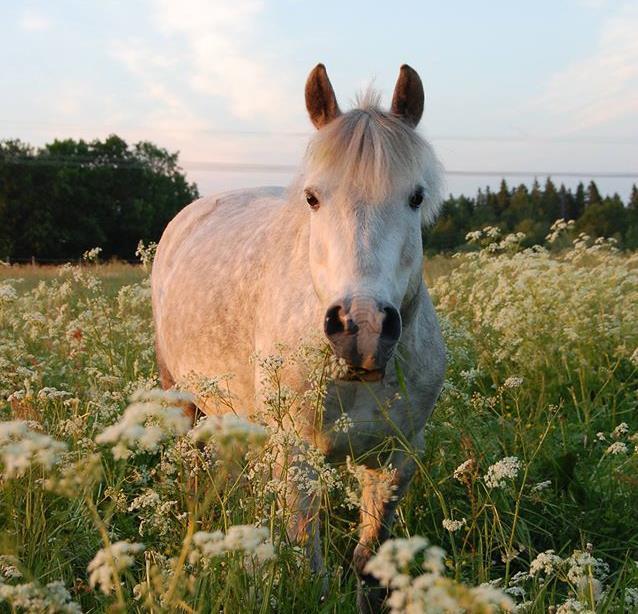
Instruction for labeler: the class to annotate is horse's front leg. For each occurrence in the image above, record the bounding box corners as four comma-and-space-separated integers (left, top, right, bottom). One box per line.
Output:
275, 449, 325, 578
353, 453, 416, 614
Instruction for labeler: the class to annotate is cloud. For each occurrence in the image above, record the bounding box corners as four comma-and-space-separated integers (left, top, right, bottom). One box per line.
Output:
535, 3, 638, 132
110, 0, 294, 128
19, 9, 51, 32
150, 0, 292, 123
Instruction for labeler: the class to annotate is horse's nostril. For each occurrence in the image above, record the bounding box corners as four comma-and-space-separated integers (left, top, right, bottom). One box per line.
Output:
381, 306, 401, 342
324, 304, 345, 337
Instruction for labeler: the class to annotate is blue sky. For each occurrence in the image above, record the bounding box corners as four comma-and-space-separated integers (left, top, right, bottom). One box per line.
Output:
2, 0, 637, 199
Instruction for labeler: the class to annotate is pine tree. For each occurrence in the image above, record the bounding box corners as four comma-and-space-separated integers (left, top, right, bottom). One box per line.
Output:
585, 180, 602, 208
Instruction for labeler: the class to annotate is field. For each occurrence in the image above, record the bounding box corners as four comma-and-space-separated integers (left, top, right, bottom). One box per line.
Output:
1, 229, 637, 613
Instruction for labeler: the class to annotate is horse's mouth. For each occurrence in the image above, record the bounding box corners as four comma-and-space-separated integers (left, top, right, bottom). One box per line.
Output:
342, 367, 385, 383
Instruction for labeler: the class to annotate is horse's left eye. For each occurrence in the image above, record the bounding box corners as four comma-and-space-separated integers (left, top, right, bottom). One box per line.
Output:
305, 190, 319, 209
409, 189, 424, 209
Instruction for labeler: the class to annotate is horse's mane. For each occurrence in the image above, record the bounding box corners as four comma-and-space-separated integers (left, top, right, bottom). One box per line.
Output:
299, 87, 444, 224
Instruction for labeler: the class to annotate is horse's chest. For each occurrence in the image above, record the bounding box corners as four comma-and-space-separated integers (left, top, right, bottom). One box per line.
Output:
318, 379, 429, 464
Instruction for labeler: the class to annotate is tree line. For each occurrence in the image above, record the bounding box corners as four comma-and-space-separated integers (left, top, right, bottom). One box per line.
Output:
1, 135, 637, 261
423, 178, 638, 253
0, 136, 198, 261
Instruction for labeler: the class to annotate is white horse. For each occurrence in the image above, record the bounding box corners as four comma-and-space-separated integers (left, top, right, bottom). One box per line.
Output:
152, 64, 446, 611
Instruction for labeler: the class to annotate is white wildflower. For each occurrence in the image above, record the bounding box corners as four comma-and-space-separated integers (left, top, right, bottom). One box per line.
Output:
190, 413, 268, 455
0, 555, 22, 579
364, 536, 429, 588
465, 229, 484, 243
87, 541, 145, 594
128, 489, 178, 536
95, 389, 193, 459
0, 284, 18, 302
503, 376, 523, 389
82, 246, 102, 263
611, 422, 629, 439
332, 413, 354, 433
442, 517, 467, 533
565, 549, 609, 584
605, 441, 628, 455
135, 240, 158, 269
365, 536, 513, 613
484, 456, 521, 489
529, 550, 562, 576
0, 580, 82, 613
530, 480, 551, 493
625, 587, 638, 608
453, 458, 474, 481
189, 525, 274, 566
555, 597, 594, 613
0, 420, 67, 478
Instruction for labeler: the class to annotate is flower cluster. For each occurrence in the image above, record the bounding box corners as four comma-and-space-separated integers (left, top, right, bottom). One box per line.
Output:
0, 579, 81, 613
0, 420, 67, 478
483, 456, 521, 489
87, 541, 145, 595
364, 536, 513, 613
96, 389, 194, 459
189, 525, 275, 566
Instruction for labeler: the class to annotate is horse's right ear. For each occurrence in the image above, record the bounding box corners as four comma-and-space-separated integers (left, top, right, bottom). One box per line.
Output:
305, 64, 341, 129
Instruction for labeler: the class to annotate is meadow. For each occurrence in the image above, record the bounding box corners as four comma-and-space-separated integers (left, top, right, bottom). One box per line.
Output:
1, 226, 637, 613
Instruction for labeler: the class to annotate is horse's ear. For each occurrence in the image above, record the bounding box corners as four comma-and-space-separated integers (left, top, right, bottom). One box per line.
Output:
305, 64, 341, 129
390, 64, 424, 128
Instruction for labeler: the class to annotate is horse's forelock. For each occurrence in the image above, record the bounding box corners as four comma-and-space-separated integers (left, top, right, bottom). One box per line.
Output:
300, 91, 444, 224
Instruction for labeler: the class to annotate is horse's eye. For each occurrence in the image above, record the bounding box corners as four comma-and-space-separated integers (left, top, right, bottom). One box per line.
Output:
409, 189, 424, 209
305, 191, 319, 209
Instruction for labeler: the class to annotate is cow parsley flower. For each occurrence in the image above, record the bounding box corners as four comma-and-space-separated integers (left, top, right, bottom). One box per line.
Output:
87, 541, 145, 595
555, 597, 594, 613
529, 550, 562, 576
611, 422, 629, 439
625, 588, 638, 608
503, 376, 523, 389
605, 441, 628, 455
190, 413, 268, 456
364, 536, 513, 613
95, 389, 193, 459
189, 525, 274, 566
442, 518, 467, 533
0, 420, 67, 478
453, 458, 474, 481
332, 414, 354, 433
0, 580, 81, 613
484, 456, 521, 489
530, 480, 551, 493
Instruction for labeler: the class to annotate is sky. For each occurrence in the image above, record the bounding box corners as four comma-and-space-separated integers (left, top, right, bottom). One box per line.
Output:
1, 0, 637, 200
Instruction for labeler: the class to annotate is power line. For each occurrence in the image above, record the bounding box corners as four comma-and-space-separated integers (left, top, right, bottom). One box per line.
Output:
3, 155, 637, 179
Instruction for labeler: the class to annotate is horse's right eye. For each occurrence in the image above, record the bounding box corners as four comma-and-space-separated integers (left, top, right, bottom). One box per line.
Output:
305, 191, 319, 209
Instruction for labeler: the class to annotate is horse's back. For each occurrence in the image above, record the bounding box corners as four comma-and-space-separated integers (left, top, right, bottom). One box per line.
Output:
151, 186, 289, 407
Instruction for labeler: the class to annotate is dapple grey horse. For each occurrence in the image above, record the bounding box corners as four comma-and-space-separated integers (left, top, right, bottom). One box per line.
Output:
152, 63, 446, 612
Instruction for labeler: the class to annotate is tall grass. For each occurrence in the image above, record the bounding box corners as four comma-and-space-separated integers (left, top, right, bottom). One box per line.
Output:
0, 229, 637, 613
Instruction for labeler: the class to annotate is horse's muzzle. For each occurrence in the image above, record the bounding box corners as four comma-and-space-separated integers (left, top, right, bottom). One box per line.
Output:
324, 297, 401, 380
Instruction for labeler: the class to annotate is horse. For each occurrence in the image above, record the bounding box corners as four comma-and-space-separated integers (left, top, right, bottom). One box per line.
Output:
151, 63, 446, 612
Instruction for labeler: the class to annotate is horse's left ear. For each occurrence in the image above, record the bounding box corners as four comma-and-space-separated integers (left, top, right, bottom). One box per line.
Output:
305, 64, 341, 129
391, 64, 424, 128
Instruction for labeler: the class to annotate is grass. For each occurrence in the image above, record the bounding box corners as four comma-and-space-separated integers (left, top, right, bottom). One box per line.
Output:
0, 231, 637, 613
